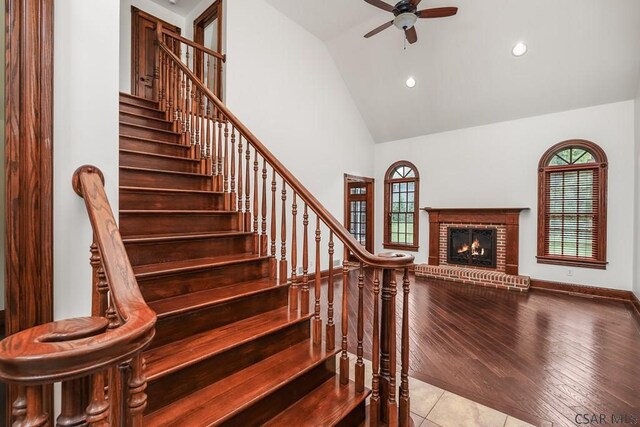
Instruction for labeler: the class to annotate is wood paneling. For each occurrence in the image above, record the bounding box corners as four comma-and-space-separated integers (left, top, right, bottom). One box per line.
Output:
5, 0, 54, 422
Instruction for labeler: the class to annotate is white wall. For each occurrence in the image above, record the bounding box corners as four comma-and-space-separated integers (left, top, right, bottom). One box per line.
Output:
375, 101, 635, 291
119, 0, 186, 93
223, 0, 376, 266
54, 0, 120, 320
634, 81, 640, 298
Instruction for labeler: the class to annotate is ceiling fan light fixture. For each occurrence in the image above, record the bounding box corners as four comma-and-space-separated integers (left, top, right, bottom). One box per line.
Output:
394, 12, 418, 30
406, 77, 416, 88
512, 42, 528, 57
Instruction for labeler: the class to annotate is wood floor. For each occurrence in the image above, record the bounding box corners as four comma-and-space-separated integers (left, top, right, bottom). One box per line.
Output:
334, 270, 640, 427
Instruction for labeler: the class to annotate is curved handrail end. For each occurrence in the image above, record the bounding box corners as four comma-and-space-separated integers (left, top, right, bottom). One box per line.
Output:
72, 165, 105, 197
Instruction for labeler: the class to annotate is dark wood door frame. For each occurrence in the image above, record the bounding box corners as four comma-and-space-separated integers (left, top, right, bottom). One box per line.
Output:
131, 6, 181, 99
193, 0, 223, 97
344, 174, 375, 258
5, 0, 55, 422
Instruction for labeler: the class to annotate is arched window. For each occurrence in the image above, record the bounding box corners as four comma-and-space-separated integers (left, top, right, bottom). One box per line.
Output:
537, 140, 608, 269
384, 161, 420, 251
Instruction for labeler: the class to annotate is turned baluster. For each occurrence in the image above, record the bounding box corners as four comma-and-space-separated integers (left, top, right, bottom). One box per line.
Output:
260, 159, 268, 255
244, 144, 252, 231
16, 385, 48, 427
300, 204, 310, 314
237, 135, 244, 228
290, 193, 298, 311
313, 217, 322, 345
224, 120, 230, 199
270, 169, 277, 279
380, 269, 398, 425
370, 269, 382, 426
90, 240, 107, 317
86, 371, 109, 427
229, 129, 236, 209
180, 72, 187, 144
326, 232, 335, 351
279, 179, 288, 284
126, 355, 147, 427
399, 268, 411, 426
186, 79, 193, 147
340, 248, 350, 385
217, 118, 224, 189
356, 263, 365, 393
57, 378, 89, 427
103, 268, 121, 330
253, 151, 259, 253
12, 386, 27, 425
203, 99, 210, 172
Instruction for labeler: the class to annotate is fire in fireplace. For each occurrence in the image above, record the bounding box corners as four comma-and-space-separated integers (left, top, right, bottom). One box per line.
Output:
447, 227, 497, 268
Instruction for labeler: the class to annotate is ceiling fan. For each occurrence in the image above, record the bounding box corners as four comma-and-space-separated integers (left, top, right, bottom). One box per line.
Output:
363, 0, 458, 44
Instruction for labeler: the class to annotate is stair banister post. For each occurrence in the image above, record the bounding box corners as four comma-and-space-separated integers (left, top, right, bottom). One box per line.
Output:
154, 22, 163, 102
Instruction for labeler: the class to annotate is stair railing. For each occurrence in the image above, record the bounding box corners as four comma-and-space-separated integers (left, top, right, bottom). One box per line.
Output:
157, 26, 415, 427
0, 165, 156, 426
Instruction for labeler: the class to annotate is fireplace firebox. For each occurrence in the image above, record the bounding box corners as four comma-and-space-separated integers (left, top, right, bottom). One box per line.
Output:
447, 227, 497, 268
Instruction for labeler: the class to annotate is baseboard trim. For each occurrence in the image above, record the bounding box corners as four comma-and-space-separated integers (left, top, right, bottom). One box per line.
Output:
631, 293, 640, 319
530, 278, 633, 302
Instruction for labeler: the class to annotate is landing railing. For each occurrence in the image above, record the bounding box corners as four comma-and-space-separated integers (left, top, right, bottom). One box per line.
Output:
0, 166, 156, 426
157, 25, 415, 426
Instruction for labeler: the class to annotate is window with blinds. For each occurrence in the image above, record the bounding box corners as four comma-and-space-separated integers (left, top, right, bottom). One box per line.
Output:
384, 161, 420, 251
537, 141, 607, 269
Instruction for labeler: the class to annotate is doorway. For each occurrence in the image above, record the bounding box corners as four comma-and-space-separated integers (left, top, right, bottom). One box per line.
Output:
344, 174, 374, 260
193, 0, 223, 99
131, 7, 181, 100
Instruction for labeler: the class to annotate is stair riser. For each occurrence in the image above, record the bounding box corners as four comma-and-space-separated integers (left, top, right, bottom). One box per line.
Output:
120, 168, 213, 191
224, 358, 337, 427
137, 258, 270, 301
120, 103, 166, 119
125, 234, 254, 266
120, 151, 201, 174
119, 94, 158, 109
120, 123, 180, 144
335, 400, 367, 427
120, 190, 224, 211
120, 112, 174, 131
120, 137, 190, 157
120, 212, 237, 236
150, 286, 289, 349
145, 317, 308, 414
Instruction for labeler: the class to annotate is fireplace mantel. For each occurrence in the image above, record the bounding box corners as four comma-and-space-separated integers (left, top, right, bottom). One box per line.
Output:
421, 207, 529, 275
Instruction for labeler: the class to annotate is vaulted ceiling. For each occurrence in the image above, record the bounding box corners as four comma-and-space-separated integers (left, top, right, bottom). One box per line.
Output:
265, 0, 640, 142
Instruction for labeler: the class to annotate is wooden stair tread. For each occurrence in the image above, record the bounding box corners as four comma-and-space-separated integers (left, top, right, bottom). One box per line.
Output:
120, 148, 200, 163
144, 306, 306, 380
144, 340, 335, 426
123, 231, 251, 243
120, 110, 172, 125
119, 134, 190, 149
121, 209, 233, 215
133, 253, 270, 277
120, 165, 211, 178
120, 186, 222, 195
263, 378, 369, 427
119, 101, 164, 114
148, 278, 282, 318
120, 122, 181, 136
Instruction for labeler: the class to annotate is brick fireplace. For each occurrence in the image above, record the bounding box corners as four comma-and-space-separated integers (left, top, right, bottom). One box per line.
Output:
415, 208, 530, 291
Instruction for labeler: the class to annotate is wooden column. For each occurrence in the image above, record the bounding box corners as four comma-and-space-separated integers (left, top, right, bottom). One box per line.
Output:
6, 0, 55, 423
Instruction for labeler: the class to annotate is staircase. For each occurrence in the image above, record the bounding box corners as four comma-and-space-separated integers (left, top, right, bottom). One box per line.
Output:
118, 92, 369, 426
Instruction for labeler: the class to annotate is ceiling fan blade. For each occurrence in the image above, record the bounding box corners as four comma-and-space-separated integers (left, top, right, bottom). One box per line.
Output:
410, 0, 423, 6
364, 0, 394, 13
417, 7, 459, 18
364, 20, 394, 38
405, 26, 418, 44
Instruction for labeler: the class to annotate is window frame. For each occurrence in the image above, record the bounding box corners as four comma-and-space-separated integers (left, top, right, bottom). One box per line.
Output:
383, 160, 420, 251
537, 139, 608, 269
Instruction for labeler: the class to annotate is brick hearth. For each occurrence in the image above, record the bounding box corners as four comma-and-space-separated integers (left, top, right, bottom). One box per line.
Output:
416, 208, 530, 291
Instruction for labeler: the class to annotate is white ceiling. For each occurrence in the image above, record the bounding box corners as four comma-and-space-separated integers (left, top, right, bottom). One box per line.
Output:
264, 0, 640, 142
148, 0, 202, 16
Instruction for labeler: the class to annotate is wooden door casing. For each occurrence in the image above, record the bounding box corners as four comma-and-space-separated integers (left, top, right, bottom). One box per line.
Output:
344, 175, 375, 260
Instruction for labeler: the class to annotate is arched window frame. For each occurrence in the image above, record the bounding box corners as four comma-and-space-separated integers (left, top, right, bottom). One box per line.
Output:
537, 139, 608, 269
384, 160, 420, 251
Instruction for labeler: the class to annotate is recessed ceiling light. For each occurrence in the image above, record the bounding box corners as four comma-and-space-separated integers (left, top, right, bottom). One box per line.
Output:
512, 42, 528, 57
406, 77, 416, 88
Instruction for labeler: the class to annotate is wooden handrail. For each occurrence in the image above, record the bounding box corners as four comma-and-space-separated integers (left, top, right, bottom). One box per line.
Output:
0, 166, 156, 384
158, 41, 414, 269
162, 28, 226, 62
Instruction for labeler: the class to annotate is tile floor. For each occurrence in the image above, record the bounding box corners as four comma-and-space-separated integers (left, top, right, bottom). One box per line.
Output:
348, 354, 535, 427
